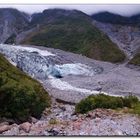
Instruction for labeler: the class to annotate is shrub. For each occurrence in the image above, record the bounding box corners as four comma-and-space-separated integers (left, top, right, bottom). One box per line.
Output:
75, 97, 95, 114
49, 118, 58, 125
0, 54, 51, 122
122, 95, 139, 108
75, 94, 139, 114
132, 103, 140, 115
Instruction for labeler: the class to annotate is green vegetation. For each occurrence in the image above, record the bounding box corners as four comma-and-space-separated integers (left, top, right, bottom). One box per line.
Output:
0, 54, 51, 122
75, 94, 140, 114
132, 103, 140, 115
49, 118, 58, 125
129, 53, 140, 66
22, 11, 125, 63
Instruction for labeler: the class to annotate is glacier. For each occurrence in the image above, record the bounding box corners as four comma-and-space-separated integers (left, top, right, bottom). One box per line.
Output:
0, 44, 99, 79
0, 44, 107, 102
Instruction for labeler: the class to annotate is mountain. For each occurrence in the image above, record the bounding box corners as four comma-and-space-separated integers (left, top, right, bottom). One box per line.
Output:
30, 9, 90, 25
0, 53, 51, 122
92, 12, 130, 25
0, 8, 29, 43
16, 9, 125, 63
91, 12, 140, 26
92, 12, 140, 61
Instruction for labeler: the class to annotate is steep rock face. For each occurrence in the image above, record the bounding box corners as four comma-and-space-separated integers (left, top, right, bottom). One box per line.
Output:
92, 12, 140, 59
0, 8, 29, 43
92, 20, 140, 58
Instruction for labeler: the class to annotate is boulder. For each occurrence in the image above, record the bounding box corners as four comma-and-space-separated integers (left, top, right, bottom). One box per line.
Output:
19, 122, 31, 133
114, 129, 123, 135
87, 112, 96, 119
47, 128, 59, 136
29, 117, 38, 124
0, 125, 11, 133
94, 117, 101, 123
0, 122, 9, 126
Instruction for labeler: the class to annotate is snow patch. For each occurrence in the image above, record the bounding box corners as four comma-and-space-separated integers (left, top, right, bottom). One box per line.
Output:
0, 44, 55, 57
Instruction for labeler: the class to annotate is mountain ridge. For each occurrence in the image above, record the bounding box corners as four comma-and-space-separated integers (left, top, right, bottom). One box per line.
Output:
91, 11, 140, 26
0, 8, 29, 43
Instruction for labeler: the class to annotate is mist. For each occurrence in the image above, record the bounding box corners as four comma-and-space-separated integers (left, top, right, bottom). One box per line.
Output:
0, 4, 140, 16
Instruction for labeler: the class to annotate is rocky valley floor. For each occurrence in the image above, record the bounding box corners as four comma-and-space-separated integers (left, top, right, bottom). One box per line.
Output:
0, 99, 140, 136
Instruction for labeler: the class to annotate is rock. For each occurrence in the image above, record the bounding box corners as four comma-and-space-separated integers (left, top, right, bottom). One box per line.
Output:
29, 117, 38, 124
59, 130, 67, 136
94, 117, 101, 123
87, 112, 96, 119
114, 129, 123, 135
0, 122, 9, 126
0, 118, 15, 124
11, 123, 18, 127
0, 125, 11, 133
59, 106, 66, 111
43, 108, 51, 116
71, 115, 78, 121
94, 112, 102, 118
42, 130, 49, 136
47, 128, 59, 136
3, 126, 20, 136
19, 122, 31, 133
72, 121, 81, 130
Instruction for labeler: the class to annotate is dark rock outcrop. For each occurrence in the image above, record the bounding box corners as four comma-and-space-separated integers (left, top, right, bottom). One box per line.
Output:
0, 8, 29, 43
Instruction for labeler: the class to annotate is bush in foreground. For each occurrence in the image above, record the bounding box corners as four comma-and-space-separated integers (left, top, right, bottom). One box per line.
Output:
0, 54, 51, 122
75, 94, 140, 114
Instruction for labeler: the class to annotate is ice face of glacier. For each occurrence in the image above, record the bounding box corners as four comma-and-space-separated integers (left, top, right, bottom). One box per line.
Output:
0, 44, 103, 80
53, 63, 96, 77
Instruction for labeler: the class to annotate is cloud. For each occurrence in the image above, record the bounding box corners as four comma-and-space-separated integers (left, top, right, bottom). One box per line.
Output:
0, 4, 140, 16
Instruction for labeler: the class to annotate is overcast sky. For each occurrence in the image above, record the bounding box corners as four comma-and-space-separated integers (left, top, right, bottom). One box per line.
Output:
0, 4, 140, 16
